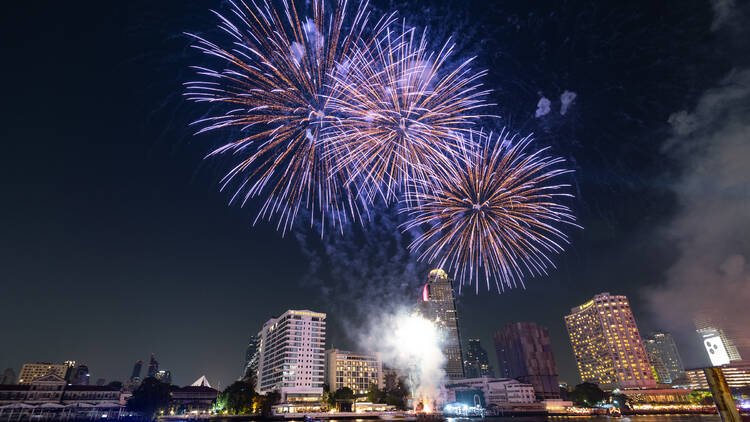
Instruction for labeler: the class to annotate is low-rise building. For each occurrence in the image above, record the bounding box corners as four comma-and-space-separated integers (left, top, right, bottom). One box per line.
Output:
169, 386, 219, 413
17, 363, 70, 385
619, 388, 693, 404
325, 349, 382, 395
684, 360, 750, 389
0, 374, 120, 405
444, 377, 536, 408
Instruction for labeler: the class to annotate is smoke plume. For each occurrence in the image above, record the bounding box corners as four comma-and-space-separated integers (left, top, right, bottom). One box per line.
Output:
646, 68, 750, 362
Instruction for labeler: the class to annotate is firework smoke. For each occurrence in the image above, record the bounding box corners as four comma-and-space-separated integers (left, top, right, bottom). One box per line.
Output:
646, 68, 750, 362
358, 308, 446, 411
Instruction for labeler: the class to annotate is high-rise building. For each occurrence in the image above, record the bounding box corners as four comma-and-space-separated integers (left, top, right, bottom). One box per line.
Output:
417, 269, 464, 379
494, 322, 560, 400
17, 363, 69, 385
464, 339, 493, 378
694, 312, 744, 362
256, 309, 326, 402
644, 332, 685, 384
564, 293, 656, 390
243, 335, 261, 379
325, 349, 382, 395
147, 354, 159, 378
1, 368, 16, 385
130, 360, 143, 381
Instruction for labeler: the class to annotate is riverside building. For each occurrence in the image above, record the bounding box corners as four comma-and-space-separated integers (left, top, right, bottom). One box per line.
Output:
256, 309, 326, 404
564, 293, 656, 390
325, 349, 382, 395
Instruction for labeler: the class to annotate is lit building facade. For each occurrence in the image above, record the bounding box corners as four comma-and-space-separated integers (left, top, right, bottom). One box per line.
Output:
325, 349, 382, 395
644, 332, 685, 384
444, 377, 536, 407
256, 309, 326, 403
417, 269, 464, 379
494, 322, 560, 400
685, 360, 750, 389
564, 293, 656, 390
17, 363, 69, 385
464, 339, 493, 378
694, 311, 747, 362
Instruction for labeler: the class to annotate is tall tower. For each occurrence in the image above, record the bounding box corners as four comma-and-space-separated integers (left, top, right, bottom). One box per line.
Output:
418, 269, 464, 379
694, 311, 744, 362
564, 292, 656, 390
644, 333, 685, 384
147, 353, 159, 378
494, 322, 561, 400
130, 360, 143, 381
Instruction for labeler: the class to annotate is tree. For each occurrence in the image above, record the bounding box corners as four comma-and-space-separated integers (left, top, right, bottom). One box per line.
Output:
215, 381, 255, 414
322, 384, 335, 409
334, 387, 355, 411
259, 390, 281, 417
126, 377, 171, 419
608, 392, 632, 409
366, 383, 386, 404
384, 378, 408, 410
569, 382, 606, 407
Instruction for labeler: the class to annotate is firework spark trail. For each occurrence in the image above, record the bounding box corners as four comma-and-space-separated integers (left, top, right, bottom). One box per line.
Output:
325, 22, 492, 206
185, 0, 395, 235
402, 129, 578, 293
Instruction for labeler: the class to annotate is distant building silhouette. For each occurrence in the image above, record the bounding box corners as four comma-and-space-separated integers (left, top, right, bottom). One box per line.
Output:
1, 368, 15, 385
417, 269, 464, 379
464, 339, 493, 378
147, 354, 159, 378
494, 322, 561, 400
130, 360, 143, 381
243, 335, 260, 379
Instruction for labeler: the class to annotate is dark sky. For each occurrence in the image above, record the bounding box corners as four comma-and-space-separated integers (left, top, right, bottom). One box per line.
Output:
2, 0, 748, 388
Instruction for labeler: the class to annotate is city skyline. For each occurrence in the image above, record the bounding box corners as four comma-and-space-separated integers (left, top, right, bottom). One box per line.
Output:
1, 0, 749, 390
2, 285, 712, 390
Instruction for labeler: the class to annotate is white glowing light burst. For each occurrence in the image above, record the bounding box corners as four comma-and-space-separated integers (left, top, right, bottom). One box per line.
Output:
360, 310, 445, 411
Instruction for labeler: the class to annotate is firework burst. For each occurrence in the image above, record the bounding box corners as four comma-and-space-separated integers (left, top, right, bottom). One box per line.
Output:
326, 24, 492, 206
185, 0, 394, 234
402, 129, 578, 293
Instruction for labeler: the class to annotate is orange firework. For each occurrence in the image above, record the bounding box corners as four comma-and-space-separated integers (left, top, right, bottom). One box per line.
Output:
326, 23, 492, 206
403, 129, 578, 293
186, 0, 394, 234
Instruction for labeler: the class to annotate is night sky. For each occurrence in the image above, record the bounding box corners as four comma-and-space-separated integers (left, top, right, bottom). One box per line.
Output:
2, 0, 749, 388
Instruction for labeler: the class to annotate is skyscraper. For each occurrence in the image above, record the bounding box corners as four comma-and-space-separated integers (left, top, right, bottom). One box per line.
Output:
464, 339, 494, 378
256, 309, 326, 402
69, 364, 90, 385
694, 312, 744, 362
644, 332, 685, 384
243, 335, 260, 379
564, 293, 656, 390
417, 269, 464, 379
147, 353, 159, 378
494, 322, 561, 400
130, 360, 143, 381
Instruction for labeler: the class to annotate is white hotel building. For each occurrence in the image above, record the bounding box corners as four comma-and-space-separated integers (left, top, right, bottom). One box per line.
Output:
256, 310, 326, 403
